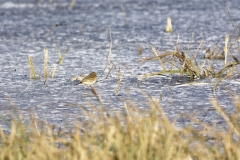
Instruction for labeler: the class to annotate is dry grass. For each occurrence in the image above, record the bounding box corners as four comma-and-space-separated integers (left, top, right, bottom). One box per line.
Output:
138, 46, 202, 80
166, 18, 173, 33
224, 35, 229, 66
28, 56, 37, 80
28, 47, 69, 81
18, 2, 240, 159
138, 44, 142, 55
50, 66, 57, 78
139, 5, 240, 82
115, 67, 124, 95
45, 23, 65, 37
43, 48, 48, 79
101, 28, 113, 77
120, 2, 127, 26
138, 32, 240, 81
68, 0, 76, 10
56, 45, 69, 64
0, 93, 240, 160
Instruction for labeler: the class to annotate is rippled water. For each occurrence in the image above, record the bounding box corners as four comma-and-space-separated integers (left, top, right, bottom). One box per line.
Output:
0, 0, 240, 131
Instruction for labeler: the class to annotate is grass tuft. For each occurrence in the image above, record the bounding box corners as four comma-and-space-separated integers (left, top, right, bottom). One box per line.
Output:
1, 95, 240, 159
138, 33, 240, 81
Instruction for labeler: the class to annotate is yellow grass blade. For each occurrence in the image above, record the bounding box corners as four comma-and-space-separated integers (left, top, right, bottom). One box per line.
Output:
211, 98, 240, 137
120, 2, 127, 26
44, 48, 48, 79
115, 67, 124, 95
224, 35, 229, 66
57, 47, 69, 64
50, 66, 57, 78
101, 28, 113, 77
28, 55, 36, 79
124, 103, 133, 123
166, 18, 173, 33
139, 70, 187, 80
138, 44, 142, 55
68, 0, 76, 10
151, 46, 166, 71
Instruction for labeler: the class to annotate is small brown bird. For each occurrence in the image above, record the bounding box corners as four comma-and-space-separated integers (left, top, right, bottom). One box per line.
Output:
76, 72, 97, 89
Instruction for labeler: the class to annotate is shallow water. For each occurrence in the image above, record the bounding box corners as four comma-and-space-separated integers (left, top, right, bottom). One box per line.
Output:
0, 0, 240, 131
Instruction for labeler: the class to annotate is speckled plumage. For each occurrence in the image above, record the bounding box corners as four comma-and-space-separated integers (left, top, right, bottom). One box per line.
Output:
77, 72, 97, 86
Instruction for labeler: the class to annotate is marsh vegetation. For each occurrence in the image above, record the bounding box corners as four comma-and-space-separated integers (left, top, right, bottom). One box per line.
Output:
1, 0, 240, 159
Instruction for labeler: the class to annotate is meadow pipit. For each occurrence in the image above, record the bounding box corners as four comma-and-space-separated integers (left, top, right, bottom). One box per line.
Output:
76, 72, 97, 89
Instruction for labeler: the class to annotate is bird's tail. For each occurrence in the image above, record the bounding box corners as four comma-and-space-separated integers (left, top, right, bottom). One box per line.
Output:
75, 82, 82, 85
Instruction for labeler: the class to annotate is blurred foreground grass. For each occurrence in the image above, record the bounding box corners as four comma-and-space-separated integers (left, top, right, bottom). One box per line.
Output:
0, 91, 240, 160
